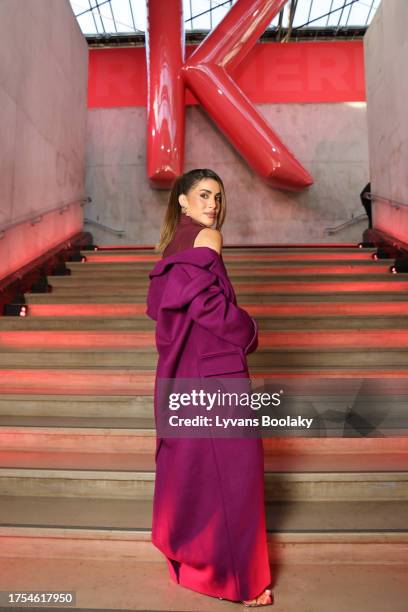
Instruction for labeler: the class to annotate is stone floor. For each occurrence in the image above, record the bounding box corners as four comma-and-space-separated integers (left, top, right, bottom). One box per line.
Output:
0, 557, 407, 611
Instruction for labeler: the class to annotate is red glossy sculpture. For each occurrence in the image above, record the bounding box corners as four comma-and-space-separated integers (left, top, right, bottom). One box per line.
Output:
145, 0, 313, 191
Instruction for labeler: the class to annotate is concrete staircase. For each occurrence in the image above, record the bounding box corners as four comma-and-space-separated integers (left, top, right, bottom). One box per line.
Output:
0, 245, 407, 611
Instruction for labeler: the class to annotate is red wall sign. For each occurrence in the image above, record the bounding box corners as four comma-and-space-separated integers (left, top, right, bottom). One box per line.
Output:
88, 41, 365, 108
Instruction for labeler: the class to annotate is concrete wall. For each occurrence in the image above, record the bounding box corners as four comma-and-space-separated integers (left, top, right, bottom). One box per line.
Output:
0, 0, 88, 281
85, 102, 369, 246
364, 0, 408, 243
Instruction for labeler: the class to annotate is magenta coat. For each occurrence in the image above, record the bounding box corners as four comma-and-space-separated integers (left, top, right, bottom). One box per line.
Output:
146, 246, 271, 601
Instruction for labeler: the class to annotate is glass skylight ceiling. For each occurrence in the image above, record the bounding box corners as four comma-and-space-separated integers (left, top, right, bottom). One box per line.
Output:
70, 0, 381, 37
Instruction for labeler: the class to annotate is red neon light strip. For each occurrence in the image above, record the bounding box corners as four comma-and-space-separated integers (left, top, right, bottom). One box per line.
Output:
246, 302, 408, 316
235, 280, 408, 292
81, 252, 375, 263
28, 301, 408, 318
2, 329, 408, 349
0, 369, 407, 398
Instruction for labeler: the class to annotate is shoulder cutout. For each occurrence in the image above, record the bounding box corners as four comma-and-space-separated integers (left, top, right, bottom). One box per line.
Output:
193, 228, 223, 255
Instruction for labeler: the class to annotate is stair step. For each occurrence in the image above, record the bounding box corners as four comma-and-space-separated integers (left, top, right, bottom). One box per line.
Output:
45, 276, 408, 293
65, 261, 388, 277
2, 347, 408, 367
0, 557, 406, 612
24, 292, 408, 304
0, 396, 407, 433
249, 349, 408, 368
51, 264, 396, 280
27, 280, 408, 298
16, 300, 408, 318
1, 526, 407, 568
0, 368, 153, 394
2, 369, 408, 395
0, 316, 155, 330
67, 252, 378, 270
245, 300, 408, 311
66, 257, 385, 275
0, 389, 407, 431
0, 445, 407, 472
0, 409, 405, 436
259, 317, 408, 329
4, 315, 408, 330
0, 415, 153, 427
87, 243, 365, 249
64, 259, 394, 269
0, 394, 153, 417
0, 404, 404, 453
0, 417, 406, 447
81, 246, 376, 254
46, 273, 403, 288
0, 467, 406, 500
61, 261, 393, 277
0, 496, 406, 533
77, 249, 377, 263
3, 329, 408, 350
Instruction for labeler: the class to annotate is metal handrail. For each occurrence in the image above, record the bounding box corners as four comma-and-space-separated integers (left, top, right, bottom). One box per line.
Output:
325, 213, 368, 235
368, 193, 408, 210
0, 197, 91, 240
84, 217, 125, 237
325, 192, 408, 235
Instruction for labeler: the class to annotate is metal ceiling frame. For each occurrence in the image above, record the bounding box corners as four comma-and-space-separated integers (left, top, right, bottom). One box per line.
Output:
73, 0, 379, 42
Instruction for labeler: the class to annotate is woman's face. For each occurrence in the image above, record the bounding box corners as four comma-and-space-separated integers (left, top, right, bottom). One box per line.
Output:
179, 178, 222, 227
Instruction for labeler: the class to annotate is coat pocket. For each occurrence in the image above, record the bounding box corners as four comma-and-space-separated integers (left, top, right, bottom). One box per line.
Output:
198, 348, 246, 377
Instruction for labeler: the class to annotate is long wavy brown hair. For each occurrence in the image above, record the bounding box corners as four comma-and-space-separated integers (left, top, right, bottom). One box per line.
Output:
155, 169, 227, 254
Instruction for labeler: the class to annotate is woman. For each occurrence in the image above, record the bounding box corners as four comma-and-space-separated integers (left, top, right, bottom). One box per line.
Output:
146, 169, 273, 607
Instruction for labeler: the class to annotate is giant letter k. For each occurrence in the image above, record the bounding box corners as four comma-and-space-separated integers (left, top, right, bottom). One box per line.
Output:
146, 0, 313, 191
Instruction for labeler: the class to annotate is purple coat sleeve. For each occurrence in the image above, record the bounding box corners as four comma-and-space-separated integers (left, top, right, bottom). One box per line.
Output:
167, 263, 259, 355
